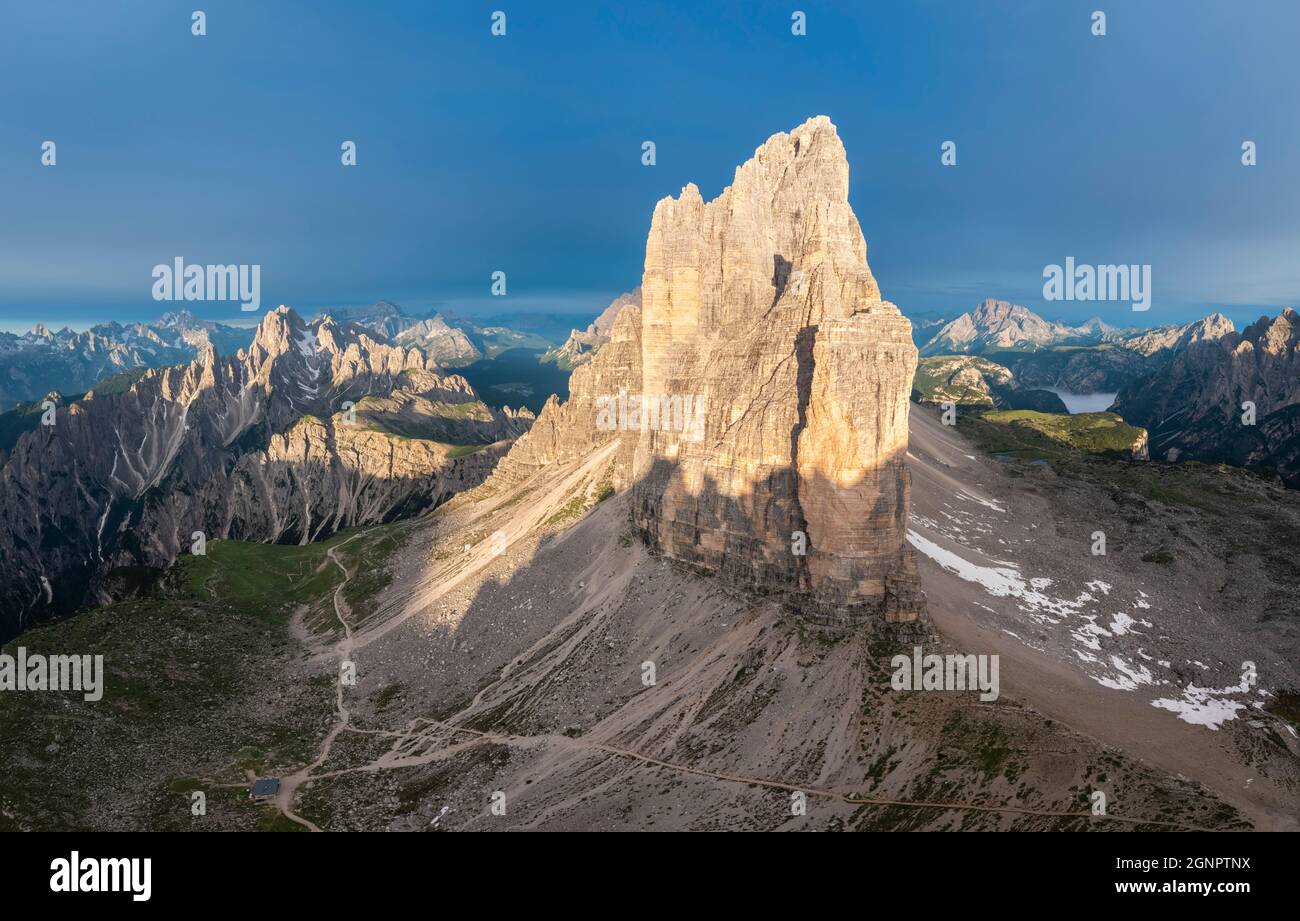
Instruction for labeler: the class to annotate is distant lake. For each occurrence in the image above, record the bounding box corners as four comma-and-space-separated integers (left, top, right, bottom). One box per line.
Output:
456, 348, 570, 415
1044, 388, 1117, 414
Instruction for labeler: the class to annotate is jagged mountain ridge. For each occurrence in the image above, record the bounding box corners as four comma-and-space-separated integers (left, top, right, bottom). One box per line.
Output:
919, 298, 1232, 358
325, 301, 483, 366
919, 299, 1121, 355
1111, 308, 1300, 483
0, 311, 255, 409
0, 307, 532, 640
918, 301, 1238, 393
998, 312, 1236, 394
1116, 311, 1236, 356
329, 300, 595, 365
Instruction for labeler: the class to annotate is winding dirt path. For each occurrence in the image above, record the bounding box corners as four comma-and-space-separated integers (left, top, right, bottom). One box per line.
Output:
299, 714, 1221, 831
274, 531, 372, 831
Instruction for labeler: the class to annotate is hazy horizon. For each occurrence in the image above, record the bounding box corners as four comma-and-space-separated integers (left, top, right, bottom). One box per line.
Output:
5, 1, 1299, 332
0, 296, 1288, 339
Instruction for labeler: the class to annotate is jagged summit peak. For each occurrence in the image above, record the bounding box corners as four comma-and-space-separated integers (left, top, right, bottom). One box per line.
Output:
156, 309, 199, 327
972, 298, 1031, 317
751, 114, 841, 158
259, 304, 307, 328
645, 115, 882, 325
246, 305, 310, 358
1194, 312, 1234, 331
1241, 306, 1300, 344
659, 116, 850, 211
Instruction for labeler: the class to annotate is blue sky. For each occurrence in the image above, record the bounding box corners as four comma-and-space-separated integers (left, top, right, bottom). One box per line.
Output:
2, 0, 1298, 332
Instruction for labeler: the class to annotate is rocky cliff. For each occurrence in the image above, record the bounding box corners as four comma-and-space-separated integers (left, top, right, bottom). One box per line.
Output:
1118, 312, 1235, 357
391, 316, 482, 366
498, 116, 923, 626
0, 307, 529, 639
542, 288, 641, 370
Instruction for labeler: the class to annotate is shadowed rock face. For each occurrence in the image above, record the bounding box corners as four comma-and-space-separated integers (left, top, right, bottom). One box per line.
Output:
1112, 307, 1300, 483
791, 314, 920, 622
498, 116, 923, 625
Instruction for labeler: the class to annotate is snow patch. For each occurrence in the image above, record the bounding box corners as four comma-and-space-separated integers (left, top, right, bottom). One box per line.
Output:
956, 491, 1005, 513
1151, 679, 1251, 730
906, 530, 1082, 621
296, 331, 318, 358
1108, 611, 1137, 636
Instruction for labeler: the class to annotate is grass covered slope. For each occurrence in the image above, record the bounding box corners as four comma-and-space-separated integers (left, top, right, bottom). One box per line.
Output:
978, 410, 1148, 459
0, 523, 412, 831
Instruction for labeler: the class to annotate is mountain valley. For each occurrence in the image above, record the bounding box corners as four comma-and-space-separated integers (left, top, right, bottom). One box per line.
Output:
2, 116, 1298, 835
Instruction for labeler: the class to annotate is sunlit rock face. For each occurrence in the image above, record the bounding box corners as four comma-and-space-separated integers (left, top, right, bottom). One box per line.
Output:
498, 116, 923, 625
792, 312, 919, 623
630, 116, 920, 625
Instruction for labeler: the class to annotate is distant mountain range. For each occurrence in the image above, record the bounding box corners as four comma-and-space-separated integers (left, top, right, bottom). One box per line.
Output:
326, 301, 576, 363
326, 301, 484, 365
916, 298, 1237, 392
920, 298, 1132, 355
1113, 308, 1300, 484
0, 306, 532, 640
913, 297, 1300, 485
0, 302, 594, 413
0, 311, 254, 410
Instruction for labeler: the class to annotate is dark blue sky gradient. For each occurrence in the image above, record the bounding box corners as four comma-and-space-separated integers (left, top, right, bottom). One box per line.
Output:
2, 0, 1298, 331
